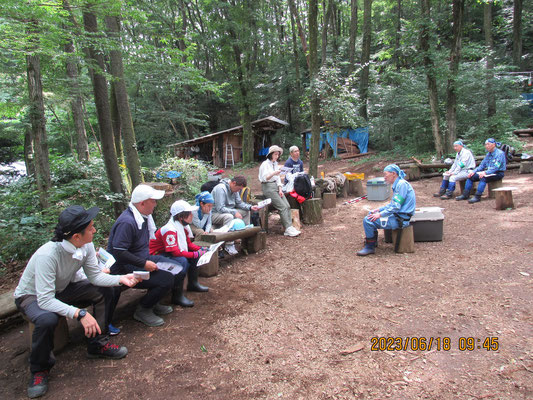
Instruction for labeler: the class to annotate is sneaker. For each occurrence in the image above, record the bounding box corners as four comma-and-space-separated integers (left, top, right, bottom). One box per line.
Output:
133, 305, 164, 327
153, 303, 173, 315
87, 342, 128, 359
108, 324, 120, 336
224, 243, 239, 255
284, 226, 301, 237
28, 371, 48, 399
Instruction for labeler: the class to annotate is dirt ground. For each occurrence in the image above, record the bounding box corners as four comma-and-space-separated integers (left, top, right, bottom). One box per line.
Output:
1, 145, 532, 399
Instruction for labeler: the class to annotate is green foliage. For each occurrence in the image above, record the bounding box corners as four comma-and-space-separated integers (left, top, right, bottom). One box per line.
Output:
153, 155, 210, 201
0, 156, 123, 263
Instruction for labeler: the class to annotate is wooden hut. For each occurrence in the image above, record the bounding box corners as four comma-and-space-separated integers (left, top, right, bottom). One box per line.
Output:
168, 116, 289, 167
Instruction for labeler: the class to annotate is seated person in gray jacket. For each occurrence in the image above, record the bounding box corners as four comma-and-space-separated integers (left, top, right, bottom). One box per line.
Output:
211, 176, 259, 255
14, 206, 140, 399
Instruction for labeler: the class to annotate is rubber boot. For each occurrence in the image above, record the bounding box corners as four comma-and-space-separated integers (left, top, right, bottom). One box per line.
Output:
455, 188, 470, 201
187, 267, 209, 292
433, 187, 446, 197
171, 275, 194, 307
357, 237, 377, 256
468, 193, 482, 203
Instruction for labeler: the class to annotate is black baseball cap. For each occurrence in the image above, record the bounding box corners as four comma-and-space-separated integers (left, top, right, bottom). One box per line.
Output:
58, 205, 99, 236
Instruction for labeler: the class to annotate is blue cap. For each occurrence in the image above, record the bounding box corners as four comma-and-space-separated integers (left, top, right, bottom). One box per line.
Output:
453, 140, 464, 146
485, 138, 496, 144
195, 191, 214, 205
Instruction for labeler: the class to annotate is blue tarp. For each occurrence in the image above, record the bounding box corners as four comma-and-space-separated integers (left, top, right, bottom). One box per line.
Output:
305, 127, 369, 157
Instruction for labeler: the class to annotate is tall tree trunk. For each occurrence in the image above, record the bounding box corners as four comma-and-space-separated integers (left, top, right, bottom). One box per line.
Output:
83, 10, 125, 215
445, 0, 464, 153
512, 0, 522, 69
105, 15, 143, 188
309, 0, 321, 178
359, 0, 372, 121
65, 38, 89, 162
24, 126, 35, 177
484, 1, 496, 136
110, 82, 125, 166
321, 0, 333, 66
25, 22, 51, 209
393, 0, 402, 70
347, 0, 358, 75
288, 0, 309, 70
289, 10, 301, 92
420, 0, 444, 157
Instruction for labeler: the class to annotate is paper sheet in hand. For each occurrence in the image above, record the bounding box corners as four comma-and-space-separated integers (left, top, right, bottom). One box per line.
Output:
197, 241, 224, 266
280, 166, 292, 174
256, 198, 272, 209
156, 262, 183, 275
97, 248, 116, 269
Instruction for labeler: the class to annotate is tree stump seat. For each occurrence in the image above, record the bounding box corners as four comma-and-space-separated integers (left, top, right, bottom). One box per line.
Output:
322, 192, 336, 209
23, 314, 70, 353
459, 179, 477, 194
391, 225, 415, 254
487, 179, 504, 198
492, 186, 517, 210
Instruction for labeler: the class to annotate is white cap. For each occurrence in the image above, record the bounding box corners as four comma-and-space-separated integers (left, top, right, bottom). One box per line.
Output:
170, 200, 199, 216
131, 184, 165, 203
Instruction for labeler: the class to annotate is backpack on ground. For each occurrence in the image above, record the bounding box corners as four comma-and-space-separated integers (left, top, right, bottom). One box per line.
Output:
293, 174, 313, 199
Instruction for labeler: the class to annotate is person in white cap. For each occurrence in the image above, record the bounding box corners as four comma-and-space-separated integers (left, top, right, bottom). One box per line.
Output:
107, 184, 183, 327
283, 145, 305, 183
259, 145, 301, 237
149, 200, 209, 307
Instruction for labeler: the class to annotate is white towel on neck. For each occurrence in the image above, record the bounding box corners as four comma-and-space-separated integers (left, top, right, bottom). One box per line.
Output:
129, 202, 157, 240
167, 217, 193, 252
61, 240, 87, 260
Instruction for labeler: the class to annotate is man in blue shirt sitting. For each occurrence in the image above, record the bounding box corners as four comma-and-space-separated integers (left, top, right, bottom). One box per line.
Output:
284, 146, 305, 177
456, 138, 507, 204
357, 164, 416, 256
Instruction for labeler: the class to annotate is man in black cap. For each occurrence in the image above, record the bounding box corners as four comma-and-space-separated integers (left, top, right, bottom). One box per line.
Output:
14, 205, 140, 399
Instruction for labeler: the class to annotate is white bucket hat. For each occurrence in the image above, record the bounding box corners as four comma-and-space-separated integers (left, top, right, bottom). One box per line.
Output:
170, 200, 199, 216
267, 145, 283, 157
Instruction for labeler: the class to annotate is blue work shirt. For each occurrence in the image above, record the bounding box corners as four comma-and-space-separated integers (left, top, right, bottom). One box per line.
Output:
474, 148, 507, 175
379, 177, 416, 220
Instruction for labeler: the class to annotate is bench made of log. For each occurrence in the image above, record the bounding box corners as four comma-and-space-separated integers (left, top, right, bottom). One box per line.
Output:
487, 179, 504, 198
384, 225, 415, 254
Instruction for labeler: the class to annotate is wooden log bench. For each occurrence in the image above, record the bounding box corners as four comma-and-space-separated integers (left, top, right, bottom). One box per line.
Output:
198, 226, 266, 255
23, 314, 70, 352
322, 192, 336, 209
492, 186, 517, 210
459, 179, 477, 194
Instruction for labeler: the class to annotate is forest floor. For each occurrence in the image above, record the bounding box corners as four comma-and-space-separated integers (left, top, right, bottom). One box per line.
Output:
1, 139, 533, 399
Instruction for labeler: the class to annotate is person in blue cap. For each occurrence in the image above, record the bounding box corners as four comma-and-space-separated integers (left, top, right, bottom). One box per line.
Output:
357, 165, 416, 256
191, 191, 215, 237
433, 140, 475, 199
456, 138, 506, 203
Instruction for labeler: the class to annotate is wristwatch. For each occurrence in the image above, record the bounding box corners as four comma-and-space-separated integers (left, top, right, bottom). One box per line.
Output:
77, 309, 87, 321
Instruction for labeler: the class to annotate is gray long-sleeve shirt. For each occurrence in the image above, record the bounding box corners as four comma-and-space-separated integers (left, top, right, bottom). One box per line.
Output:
449, 148, 476, 175
14, 241, 121, 319
211, 178, 252, 215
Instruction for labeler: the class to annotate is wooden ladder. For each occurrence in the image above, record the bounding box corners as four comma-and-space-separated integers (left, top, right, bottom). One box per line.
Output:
225, 143, 234, 168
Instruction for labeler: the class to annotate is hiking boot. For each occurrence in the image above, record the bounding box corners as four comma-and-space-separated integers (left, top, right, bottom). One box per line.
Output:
108, 324, 120, 336
440, 190, 454, 200
28, 371, 48, 399
284, 226, 301, 237
87, 342, 128, 359
468, 194, 482, 204
133, 305, 164, 327
172, 275, 194, 307
433, 187, 446, 197
153, 303, 173, 315
357, 237, 376, 256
